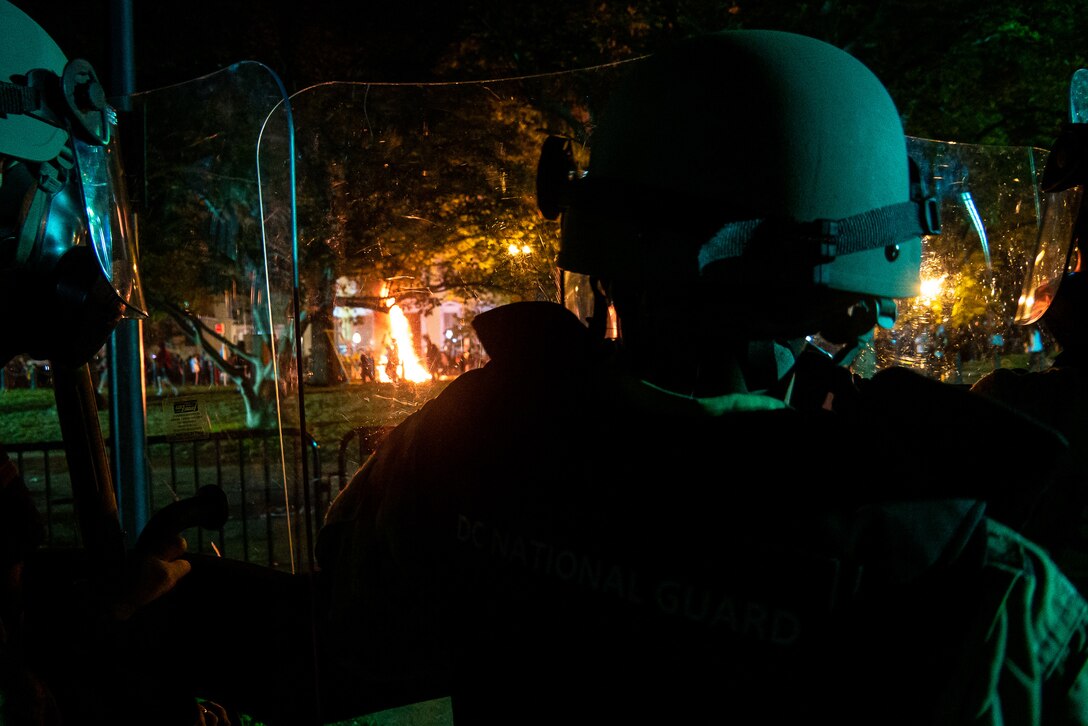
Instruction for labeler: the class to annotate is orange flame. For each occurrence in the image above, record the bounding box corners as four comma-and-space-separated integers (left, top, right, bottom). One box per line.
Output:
377, 294, 431, 383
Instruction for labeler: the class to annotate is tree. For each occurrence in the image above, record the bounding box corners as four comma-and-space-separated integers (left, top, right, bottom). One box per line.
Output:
154, 299, 299, 429
287, 72, 614, 381
126, 0, 1088, 415
131, 62, 298, 428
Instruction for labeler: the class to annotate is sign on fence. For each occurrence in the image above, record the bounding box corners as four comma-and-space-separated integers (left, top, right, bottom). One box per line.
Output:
162, 397, 212, 441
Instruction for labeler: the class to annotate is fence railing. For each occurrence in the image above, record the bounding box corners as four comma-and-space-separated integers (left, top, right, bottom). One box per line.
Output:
325, 425, 397, 502
10, 425, 394, 573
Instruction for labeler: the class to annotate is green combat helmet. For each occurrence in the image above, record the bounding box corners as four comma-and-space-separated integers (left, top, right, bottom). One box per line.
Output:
539, 30, 939, 359
0, 0, 145, 369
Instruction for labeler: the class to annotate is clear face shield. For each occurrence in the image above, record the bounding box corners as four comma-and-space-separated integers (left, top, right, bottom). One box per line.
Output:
561, 271, 619, 340
867, 136, 1080, 383
1012, 69, 1088, 326
1010, 189, 1080, 325
70, 131, 147, 318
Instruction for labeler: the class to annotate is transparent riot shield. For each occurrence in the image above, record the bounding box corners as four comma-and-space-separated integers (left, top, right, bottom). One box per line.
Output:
1015, 68, 1088, 329
98, 59, 1085, 724
284, 66, 1086, 573
867, 137, 1080, 384
2, 59, 633, 597
11, 55, 1078, 593
129, 63, 306, 572
285, 65, 630, 514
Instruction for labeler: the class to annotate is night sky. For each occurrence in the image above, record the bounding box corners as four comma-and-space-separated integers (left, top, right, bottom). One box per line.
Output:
13, 0, 474, 95
12, 0, 1086, 149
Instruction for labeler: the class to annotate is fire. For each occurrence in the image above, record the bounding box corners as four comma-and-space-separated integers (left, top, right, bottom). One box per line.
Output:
377, 295, 431, 383
918, 275, 945, 303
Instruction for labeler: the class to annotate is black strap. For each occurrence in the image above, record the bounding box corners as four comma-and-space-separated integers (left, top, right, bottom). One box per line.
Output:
0, 80, 40, 116
697, 200, 936, 272
14, 147, 74, 265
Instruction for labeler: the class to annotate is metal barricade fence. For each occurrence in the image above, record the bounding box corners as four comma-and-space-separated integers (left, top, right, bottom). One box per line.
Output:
11, 425, 397, 573
324, 425, 396, 506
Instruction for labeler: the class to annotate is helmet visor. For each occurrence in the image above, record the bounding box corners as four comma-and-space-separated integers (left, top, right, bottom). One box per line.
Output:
73, 132, 146, 318
562, 270, 619, 339
562, 271, 597, 328
1013, 186, 1082, 324
869, 138, 1079, 382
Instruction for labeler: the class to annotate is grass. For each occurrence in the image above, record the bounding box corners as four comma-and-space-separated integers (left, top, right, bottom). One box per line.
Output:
0, 379, 447, 469
224, 696, 453, 726
0, 352, 1036, 455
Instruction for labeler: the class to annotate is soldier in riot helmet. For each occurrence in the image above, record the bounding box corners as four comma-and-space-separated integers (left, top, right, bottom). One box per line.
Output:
0, 7, 350, 719
314, 30, 1088, 724
971, 101, 1088, 596
0, 2, 223, 723
8, 16, 1084, 725
0, 3, 146, 368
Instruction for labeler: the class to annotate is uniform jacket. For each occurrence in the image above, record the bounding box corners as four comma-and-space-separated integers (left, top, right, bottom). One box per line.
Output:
317, 301, 1088, 725
973, 359, 1088, 600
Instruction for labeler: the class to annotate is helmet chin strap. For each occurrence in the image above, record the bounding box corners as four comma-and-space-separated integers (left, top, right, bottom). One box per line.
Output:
12, 149, 74, 266
777, 296, 897, 408
820, 296, 897, 366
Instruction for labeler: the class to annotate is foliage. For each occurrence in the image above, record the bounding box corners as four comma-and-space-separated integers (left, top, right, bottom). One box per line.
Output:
395, 0, 1085, 148
125, 0, 1088, 411
292, 81, 567, 317
134, 80, 267, 323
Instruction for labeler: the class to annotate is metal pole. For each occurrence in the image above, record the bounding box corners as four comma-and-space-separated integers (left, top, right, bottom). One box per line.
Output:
107, 0, 151, 547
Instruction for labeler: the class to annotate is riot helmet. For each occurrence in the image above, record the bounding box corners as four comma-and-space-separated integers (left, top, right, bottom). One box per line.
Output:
0, 0, 145, 369
539, 30, 938, 349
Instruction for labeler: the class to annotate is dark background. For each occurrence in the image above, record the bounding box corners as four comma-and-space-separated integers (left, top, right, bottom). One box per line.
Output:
17, 0, 469, 88
14, 0, 1088, 148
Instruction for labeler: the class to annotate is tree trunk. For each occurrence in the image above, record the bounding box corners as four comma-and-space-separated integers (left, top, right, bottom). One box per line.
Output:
307, 266, 347, 386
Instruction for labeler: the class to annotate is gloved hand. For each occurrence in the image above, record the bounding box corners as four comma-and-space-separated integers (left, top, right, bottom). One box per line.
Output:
111, 534, 192, 621
195, 699, 232, 726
